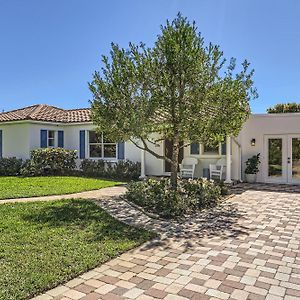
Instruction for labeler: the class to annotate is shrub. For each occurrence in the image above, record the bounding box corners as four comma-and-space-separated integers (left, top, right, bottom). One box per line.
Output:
245, 153, 260, 174
182, 178, 221, 208
0, 157, 23, 176
21, 148, 77, 176
80, 159, 141, 180
108, 160, 141, 180
80, 159, 106, 177
126, 178, 222, 218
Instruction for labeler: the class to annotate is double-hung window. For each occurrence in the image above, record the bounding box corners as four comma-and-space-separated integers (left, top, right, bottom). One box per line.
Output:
48, 130, 55, 147
88, 131, 117, 159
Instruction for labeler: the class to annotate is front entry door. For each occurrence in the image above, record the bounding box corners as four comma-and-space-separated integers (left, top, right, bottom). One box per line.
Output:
265, 135, 287, 183
265, 135, 300, 184
164, 139, 184, 173
287, 135, 300, 184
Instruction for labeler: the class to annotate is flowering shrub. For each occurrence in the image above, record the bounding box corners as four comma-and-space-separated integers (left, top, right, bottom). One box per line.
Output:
0, 157, 23, 176
80, 159, 141, 180
21, 148, 77, 176
126, 178, 223, 218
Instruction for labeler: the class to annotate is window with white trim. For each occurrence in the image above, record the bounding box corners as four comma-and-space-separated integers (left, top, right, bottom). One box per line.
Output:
88, 131, 117, 159
48, 130, 55, 147
202, 143, 219, 155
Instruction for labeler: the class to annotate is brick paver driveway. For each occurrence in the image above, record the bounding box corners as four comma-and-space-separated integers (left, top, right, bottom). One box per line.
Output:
34, 186, 300, 300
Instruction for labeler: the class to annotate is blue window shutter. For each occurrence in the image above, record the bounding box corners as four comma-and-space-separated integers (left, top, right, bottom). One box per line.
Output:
58, 131, 64, 148
221, 142, 226, 155
40, 130, 47, 148
0, 130, 2, 158
79, 130, 85, 159
117, 142, 125, 159
190, 142, 199, 155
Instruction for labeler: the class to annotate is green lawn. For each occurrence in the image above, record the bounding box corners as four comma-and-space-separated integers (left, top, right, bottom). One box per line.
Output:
0, 176, 123, 199
0, 200, 154, 300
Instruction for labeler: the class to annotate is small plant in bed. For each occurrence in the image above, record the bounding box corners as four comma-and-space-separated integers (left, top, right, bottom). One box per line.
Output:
126, 178, 225, 218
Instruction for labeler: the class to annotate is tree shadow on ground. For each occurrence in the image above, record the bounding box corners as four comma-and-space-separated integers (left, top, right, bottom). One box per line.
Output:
97, 197, 253, 254
22, 199, 154, 243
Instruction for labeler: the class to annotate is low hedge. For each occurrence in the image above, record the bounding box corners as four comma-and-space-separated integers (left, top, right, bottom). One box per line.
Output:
126, 178, 225, 218
0, 157, 23, 176
80, 159, 141, 180
21, 148, 77, 176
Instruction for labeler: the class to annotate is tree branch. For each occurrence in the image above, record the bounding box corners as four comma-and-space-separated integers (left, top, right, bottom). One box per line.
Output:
129, 137, 172, 164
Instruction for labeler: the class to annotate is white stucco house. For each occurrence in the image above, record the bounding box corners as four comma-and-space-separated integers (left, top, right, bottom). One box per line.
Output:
1, 104, 300, 184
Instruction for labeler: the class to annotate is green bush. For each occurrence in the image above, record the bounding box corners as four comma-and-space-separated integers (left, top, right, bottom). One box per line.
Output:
80, 159, 141, 180
245, 153, 261, 174
126, 178, 222, 218
21, 148, 77, 176
80, 159, 106, 177
182, 178, 221, 208
0, 157, 23, 176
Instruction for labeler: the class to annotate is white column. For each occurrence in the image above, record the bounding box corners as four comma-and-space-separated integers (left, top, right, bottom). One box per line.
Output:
225, 135, 232, 184
139, 148, 146, 179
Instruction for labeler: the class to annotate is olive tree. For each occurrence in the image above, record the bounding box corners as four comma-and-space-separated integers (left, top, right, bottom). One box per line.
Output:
89, 14, 257, 189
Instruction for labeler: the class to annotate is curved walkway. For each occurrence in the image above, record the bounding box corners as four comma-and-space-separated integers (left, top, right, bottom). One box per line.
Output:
32, 187, 300, 300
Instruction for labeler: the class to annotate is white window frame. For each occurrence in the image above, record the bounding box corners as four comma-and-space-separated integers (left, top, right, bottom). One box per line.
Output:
201, 143, 221, 156
189, 142, 226, 158
48, 130, 56, 148
88, 131, 117, 160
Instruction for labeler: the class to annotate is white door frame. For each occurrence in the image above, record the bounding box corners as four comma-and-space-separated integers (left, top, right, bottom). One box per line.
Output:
287, 135, 300, 184
264, 134, 300, 184
264, 135, 287, 184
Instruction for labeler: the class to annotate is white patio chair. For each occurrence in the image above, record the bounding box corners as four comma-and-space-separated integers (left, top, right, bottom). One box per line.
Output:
209, 158, 226, 180
179, 157, 198, 179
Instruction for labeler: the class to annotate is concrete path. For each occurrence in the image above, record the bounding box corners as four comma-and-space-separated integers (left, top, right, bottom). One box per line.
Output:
0, 186, 127, 204
32, 187, 300, 300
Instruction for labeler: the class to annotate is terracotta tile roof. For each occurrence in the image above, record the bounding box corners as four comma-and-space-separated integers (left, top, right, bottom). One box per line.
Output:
0, 104, 92, 123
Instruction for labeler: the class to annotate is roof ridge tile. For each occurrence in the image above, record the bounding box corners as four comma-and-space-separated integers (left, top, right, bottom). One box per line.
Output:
0, 104, 91, 123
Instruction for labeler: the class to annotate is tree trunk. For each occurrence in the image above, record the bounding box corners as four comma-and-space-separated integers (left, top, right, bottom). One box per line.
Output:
170, 137, 180, 190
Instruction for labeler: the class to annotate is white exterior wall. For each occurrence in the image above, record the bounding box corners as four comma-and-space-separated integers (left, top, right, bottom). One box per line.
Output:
238, 113, 300, 182
125, 141, 141, 163
0, 123, 31, 159
0, 121, 141, 163
29, 123, 65, 152
144, 136, 164, 176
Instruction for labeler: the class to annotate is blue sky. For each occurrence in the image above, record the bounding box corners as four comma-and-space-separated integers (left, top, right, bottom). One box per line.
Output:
0, 0, 299, 113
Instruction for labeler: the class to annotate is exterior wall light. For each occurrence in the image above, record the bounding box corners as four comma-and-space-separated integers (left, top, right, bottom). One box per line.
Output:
251, 138, 256, 146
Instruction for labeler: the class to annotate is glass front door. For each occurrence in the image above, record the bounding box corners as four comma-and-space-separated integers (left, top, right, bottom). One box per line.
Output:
265, 136, 287, 183
287, 136, 300, 184
265, 135, 300, 184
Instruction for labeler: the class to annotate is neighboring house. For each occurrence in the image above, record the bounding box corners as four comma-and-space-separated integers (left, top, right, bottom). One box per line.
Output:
1, 104, 300, 185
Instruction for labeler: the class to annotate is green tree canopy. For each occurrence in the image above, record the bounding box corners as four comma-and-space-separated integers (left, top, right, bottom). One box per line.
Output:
267, 103, 300, 113
89, 13, 257, 189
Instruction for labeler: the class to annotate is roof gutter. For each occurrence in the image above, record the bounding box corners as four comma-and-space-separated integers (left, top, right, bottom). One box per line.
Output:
0, 120, 94, 126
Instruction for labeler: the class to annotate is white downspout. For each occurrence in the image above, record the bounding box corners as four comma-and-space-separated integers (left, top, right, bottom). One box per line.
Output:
225, 135, 232, 184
